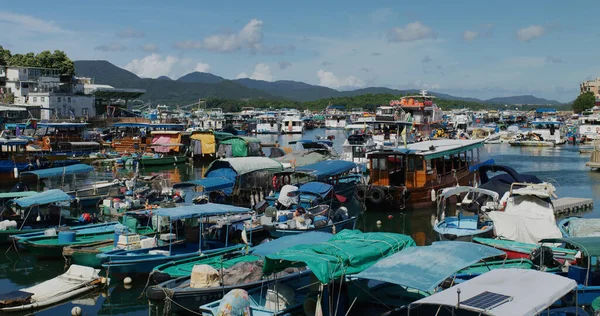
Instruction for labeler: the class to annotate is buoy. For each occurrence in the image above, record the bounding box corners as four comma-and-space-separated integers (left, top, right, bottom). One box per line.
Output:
388, 215, 394, 219
124, 277, 132, 285
376, 220, 382, 225
71, 306, 82, 316
430, 189, 436, 202
124, 283, 132, 290
13, 167, 18, 178
100, 277, 107, 284
36, 215, 41, 222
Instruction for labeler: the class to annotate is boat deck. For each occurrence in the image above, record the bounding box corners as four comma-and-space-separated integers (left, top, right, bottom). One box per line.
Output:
553, 197, 594, 216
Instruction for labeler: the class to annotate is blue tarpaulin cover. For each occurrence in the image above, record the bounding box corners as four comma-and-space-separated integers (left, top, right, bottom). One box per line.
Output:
173, 177, 233, 191
252, 231, 332, 257
355, 241, 505, 292
294, 160, 356, 180
153, 203, 251, 220
10, 189, 71, 207
20, 164, 93, 178
295, 182, 333, 198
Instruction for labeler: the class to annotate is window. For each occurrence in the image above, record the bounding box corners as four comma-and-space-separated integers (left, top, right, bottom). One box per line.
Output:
32, 97, 37, 102
82, 108, 89, 116
68, 97, 71, 103
57, 97, 61, 102
41, 97, 45, 102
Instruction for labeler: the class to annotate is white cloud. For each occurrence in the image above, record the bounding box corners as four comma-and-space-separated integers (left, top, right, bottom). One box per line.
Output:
124, 54, 204, 79
237, 63, 274, 81
141, 44, 158, 52
516, 25, 546, 42
317, 70, 364, 89
194, 62, 211, 73
174, 19, 264, 53
0, 11, 66, 35
463, 30, 479, 41
94, 42, 127, 52
387, 22, 437, 42
118, 28, 145, 38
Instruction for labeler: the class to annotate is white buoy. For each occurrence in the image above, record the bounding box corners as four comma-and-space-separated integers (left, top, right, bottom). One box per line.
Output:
430, 189, 436, 202
376, 220, 382, 226
13, 167, 18, 179
124, 277, 132, 285
71, 306, 82, 316
124, 283, 132, 290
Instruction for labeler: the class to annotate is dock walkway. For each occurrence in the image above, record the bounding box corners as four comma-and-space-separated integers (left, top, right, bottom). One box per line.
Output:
553, 197, 594, 216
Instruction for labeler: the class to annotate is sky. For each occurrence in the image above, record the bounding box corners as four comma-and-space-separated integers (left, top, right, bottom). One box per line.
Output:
1, 0, 598, 102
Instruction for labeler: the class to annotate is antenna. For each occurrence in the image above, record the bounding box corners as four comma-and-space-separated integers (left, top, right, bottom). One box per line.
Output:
420, 89, 427, 97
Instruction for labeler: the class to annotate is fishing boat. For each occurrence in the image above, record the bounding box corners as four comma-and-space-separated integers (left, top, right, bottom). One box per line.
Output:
473, 237, 578, 263
362, 139, 493, 210
340, 132, 378, 169
146, 232, 332, 314
100, 203, 253, 277
405, 269, 584, 316
271, 140, 334, 168
0, 264, 105, 312
255, 114, 280, 134
559, 217, 600, 237
200, 230, 416, 316
280, 110, 304, 134
351, 241, 507, 312
509, 131, 556, 147
432, 187, 498, 241
325, 113, 348, 129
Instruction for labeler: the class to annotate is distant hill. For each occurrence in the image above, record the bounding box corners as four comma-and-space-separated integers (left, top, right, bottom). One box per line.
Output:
484, 95, 563, 105
74, 60, 273, 104
177, 72, 224, 84
75, 60, 563, 106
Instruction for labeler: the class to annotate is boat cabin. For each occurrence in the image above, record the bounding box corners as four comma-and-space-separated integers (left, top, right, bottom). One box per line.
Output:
364, 139, 493, 209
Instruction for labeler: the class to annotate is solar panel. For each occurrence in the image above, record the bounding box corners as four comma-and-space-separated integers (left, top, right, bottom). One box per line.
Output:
460, 291, 513, 311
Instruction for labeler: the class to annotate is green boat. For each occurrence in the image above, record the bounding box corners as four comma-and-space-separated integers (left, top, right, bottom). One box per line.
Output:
18, 226, 155, 258
138, 154, 187, 166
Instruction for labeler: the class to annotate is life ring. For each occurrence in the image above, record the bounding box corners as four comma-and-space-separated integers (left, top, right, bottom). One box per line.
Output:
272, 176, 281, 190
44, 137, 51, 146
369, 187, 386, 204
355, 186, 366, 200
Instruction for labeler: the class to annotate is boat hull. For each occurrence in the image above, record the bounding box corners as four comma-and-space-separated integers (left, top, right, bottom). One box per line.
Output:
263, 216, 357, 238
139, 155, 187, 166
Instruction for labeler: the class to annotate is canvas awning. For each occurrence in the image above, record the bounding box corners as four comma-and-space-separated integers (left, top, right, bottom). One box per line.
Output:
190, 133, 216, 155
355, 241, 505, 292
293, 160, 356, 180
20, 164, 94, 179
10, 189, 71, 207
204, 157, 283, 177
540, 237, 600, 258
173, 177, 233, 191
252, 232, 332, 257
263, 230, 416, 284
151, 203, 251, 220
409, 269, 576, 315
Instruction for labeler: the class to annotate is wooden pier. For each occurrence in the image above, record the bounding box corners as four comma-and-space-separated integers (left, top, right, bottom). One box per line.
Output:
553, 197, 594, 216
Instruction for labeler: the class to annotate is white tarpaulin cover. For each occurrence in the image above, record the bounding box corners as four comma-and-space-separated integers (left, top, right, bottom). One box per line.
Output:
277, 185, 299, 207
489, 195, 561, 244
410, 269, 576, 316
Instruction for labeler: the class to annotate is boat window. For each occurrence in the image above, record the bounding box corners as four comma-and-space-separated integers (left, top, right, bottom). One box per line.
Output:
408, 157, 415, 172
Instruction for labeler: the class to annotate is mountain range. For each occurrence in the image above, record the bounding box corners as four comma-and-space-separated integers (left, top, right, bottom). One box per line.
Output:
74, 60, 564, 106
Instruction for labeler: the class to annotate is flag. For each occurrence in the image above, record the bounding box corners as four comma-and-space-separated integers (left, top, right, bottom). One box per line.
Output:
401, 113, 413, 148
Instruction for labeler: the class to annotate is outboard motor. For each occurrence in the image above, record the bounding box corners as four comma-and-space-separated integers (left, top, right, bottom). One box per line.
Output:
531, 246, 560, 269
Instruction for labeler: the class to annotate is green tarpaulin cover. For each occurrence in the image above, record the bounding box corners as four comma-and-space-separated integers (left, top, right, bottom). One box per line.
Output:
263, 229, 416, 284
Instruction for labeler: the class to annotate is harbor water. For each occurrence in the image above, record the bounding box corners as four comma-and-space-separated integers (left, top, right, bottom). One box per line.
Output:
1, 128, 599, 315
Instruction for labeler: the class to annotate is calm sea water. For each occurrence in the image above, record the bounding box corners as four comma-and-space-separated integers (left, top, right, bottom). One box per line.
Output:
2, 128, 598, 315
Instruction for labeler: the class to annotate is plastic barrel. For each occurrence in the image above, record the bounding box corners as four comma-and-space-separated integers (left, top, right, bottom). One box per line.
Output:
57, 231, 76, 243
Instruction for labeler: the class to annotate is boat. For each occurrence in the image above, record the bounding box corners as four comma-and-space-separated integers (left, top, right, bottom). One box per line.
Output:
189, 131, 217, 161
255, 114, 280, 134
405, 269, 585, 316
146, 232, 332, 314
509, 131, 556, 147
389, 90, 445, 136
271, 140, 334, 168
432, 187, 498, 241
100, 203, 253, 277
362, 139, 494, 210
473, 237, 578, 263
351, 241, 507, 312
200, 230, 416, 316
341, 132, 379, 169
578, 114, 600, 141
0, 264, 104, 312
325, 113, 348, 129
559, 217, 600, 237
216, 136, 264, 158
280, 110, 304, 134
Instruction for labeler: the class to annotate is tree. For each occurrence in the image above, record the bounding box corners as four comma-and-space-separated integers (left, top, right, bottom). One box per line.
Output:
573, 91, 596, 113
0, 46, 11, 65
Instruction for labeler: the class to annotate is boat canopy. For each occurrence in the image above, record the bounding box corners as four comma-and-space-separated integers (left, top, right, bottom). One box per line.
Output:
409, 269, 576, 315
293, 182, 333, 198
173, 177, 234, 191
290, 139, 334, 147
392, 139, 485, 159
0, 139, 28, 145
204, 158, 283, 177
190, 132, 216, 155
439, 186, 499, 201
38, 122, 89, 128
21, 164, 94, 178
293, 160, 356, 180
540, 237, 600, 258
152, 203, 251, 220
10, 189, 71, 207
263, 230, 415, 284
355, 241, 505, 292
112, 123, 185, 130
0, 191, 38, 199
252, 232, 333, 257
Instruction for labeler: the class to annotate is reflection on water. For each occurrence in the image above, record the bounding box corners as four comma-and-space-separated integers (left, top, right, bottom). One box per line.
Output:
2, 130, 600, 315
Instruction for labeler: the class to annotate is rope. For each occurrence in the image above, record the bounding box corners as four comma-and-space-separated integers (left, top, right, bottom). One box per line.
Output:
138, 270, 156, 300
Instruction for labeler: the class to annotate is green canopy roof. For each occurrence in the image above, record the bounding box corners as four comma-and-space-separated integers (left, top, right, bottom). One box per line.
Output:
541, 237, 600, 257
263, 229, 416, 284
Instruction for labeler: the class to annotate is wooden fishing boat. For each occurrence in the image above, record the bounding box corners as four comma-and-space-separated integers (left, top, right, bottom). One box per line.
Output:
362, 139, 494, 210
146, 232, 332, 314
100, 203, 253, 277
0, 264, 105, 312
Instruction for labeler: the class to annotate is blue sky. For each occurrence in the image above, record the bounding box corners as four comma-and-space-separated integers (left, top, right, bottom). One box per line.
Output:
1, 0, 597, 102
